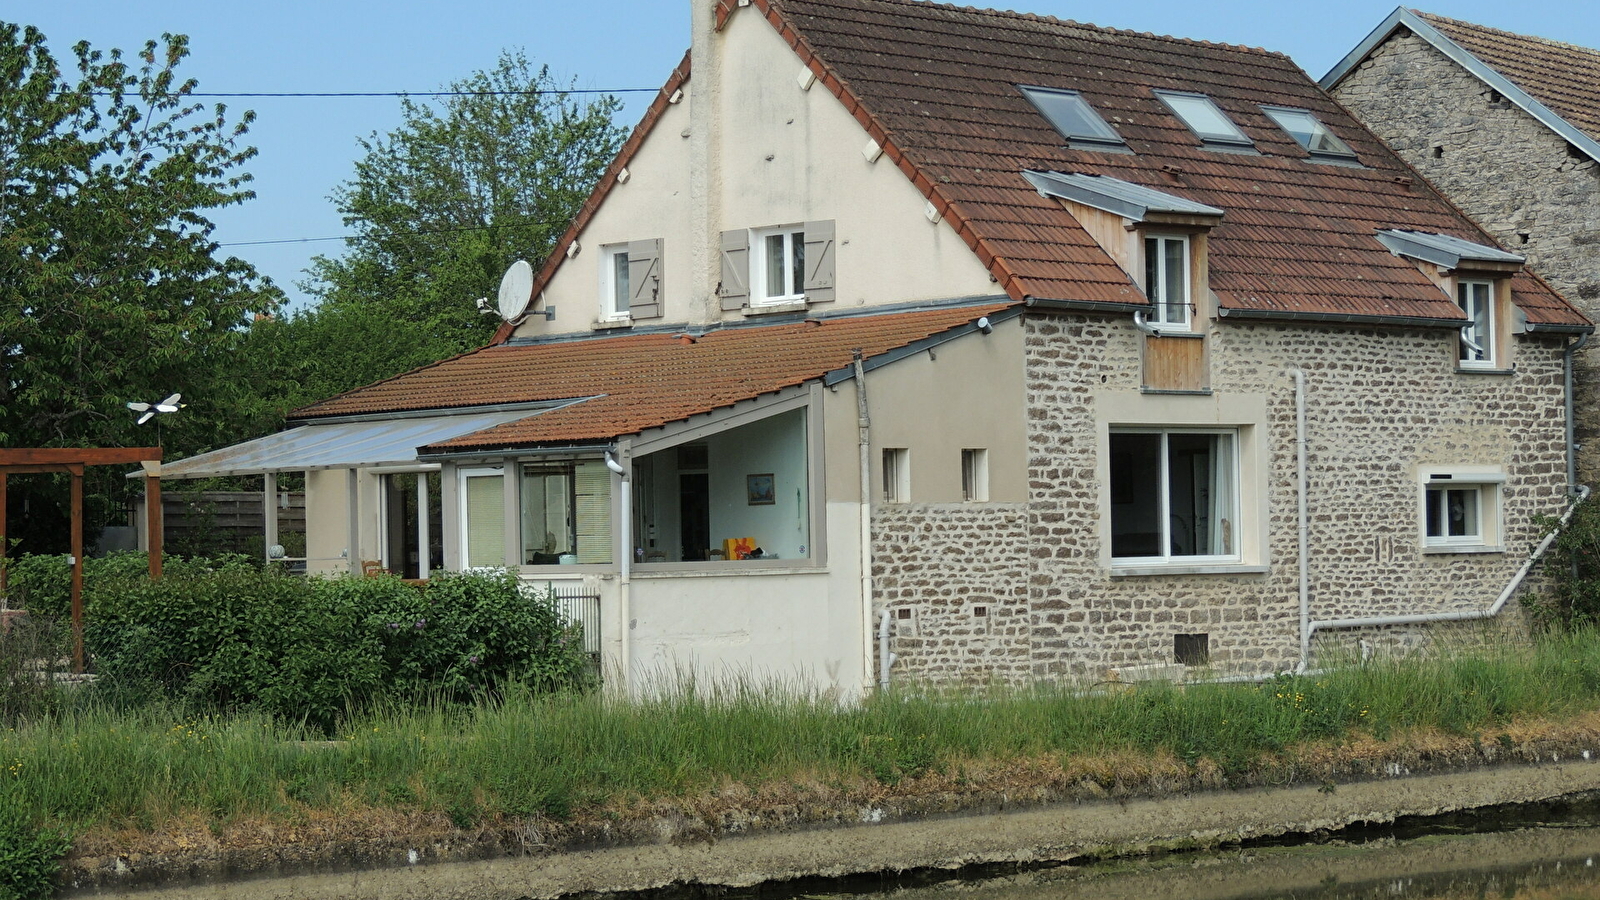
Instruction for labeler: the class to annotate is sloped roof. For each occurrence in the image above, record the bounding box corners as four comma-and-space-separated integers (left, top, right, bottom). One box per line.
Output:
292, 302, 1014, 453
1321, 9, 1600, 167
1414, 13, 1600, 145
738, 0, 1583, 326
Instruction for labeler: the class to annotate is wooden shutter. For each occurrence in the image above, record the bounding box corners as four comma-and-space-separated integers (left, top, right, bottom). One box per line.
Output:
573, 461, 613, 564
463, 472, 505, 568
803, 219, 835, 303
628, 238, 663, 319
719, 229, 749, 310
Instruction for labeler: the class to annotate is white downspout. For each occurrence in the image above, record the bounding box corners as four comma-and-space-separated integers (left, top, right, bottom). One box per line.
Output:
1289, 369, 1311, 672
1132, 309, 1164, 337
854, 351, 876, 692
878, 609, 896, 690
606, 452, 631, 692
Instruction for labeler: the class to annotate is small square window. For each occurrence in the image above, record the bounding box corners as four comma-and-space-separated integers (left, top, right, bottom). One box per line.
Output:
1175, 633, 1210, 666
600, 244, 630, 320
1154, 91, 1253, 149
1457, 279, 1496, 368
961, 448, 989, 502
1019, 85, 1126, 150
1421, 470, 1503, 552
752, 226, 806, 305
1143, 235, 1191, 327
882, 448, 909, 503
1261, 106, 1358, 161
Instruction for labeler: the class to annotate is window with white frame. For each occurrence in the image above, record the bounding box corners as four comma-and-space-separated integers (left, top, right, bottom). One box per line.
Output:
601, 244, 630, 320
1109, 429, 1237, 561
521, 460, 612, 565
961, 448, 988, 502
1457, 279, 1496, 368
1421, 469, 1502, 551
1144, 235, 1191, 327
883, 448, 909, 503
459, 467, 505, 569
753, 225, 807, 305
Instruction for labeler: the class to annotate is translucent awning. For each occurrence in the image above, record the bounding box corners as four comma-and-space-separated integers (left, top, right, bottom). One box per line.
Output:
151, 408, 547, 479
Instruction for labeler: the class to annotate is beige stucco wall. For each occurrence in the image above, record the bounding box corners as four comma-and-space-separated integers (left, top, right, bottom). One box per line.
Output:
303, 467, 389, 576
1330, 30, 1600, 481
512, 6, 997, 341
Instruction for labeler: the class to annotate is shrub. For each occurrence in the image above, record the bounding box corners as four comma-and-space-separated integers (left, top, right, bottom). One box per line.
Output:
84, 567, 589, 728
1527, 494, 1600, 629
0, 803, 70, 900
0, 616, 71, 725
0, 551, 254, 620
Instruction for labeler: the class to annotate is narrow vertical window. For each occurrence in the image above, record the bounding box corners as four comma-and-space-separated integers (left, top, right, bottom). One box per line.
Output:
961, 448, 989, 502
1143, 235, 1191, 326
460, 468, 505, 568
601, 244, 630, 320
1457, 279, 1495, 367
882, 448, 909, 503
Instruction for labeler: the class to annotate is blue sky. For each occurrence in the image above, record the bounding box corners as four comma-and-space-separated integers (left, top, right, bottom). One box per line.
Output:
8, 0, 1596, 310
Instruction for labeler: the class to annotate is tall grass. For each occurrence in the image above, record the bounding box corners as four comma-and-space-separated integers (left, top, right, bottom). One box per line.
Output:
8, 630, 1600, 838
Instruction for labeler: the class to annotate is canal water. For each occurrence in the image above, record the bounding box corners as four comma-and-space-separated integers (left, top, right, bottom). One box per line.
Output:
794, 796, 1600, 900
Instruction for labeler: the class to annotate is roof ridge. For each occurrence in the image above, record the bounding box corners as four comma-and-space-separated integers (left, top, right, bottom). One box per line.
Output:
770, 0, 1290, 59
1414, 9, 1600, 59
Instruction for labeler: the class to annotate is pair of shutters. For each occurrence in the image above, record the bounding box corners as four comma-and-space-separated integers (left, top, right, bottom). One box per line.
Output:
718, 220, 836, 310
627, 238, 663, 320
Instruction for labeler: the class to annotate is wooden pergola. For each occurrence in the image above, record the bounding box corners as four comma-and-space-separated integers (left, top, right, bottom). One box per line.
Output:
0, 448, 164, 672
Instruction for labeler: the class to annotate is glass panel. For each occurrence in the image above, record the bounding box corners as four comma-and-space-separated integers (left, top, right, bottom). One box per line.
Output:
1427, 488, 1444, 537
1263, 106, 1356, 158
612, 250, 630, 315
1158, 92, 1250, 144
1110, 432, 1163, 558
1167, 432, 1223, 557
765, 233, 787, 298
1446, 488, 1478, 538
1144, 237, 1160, 316
573, 461, 612, 564
791, 231, 806, 297
1163, 238, 1187, 324
521, 465, 574, 564
463, 473, 504, 568
1458, 281, 1492, 363
1020, 86, 1123, 144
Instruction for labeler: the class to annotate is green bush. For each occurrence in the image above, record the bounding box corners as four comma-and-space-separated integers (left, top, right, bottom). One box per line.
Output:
0, 551, 253, 619
0, 803, 70, 900
84, 567, 589, 729
1528, 493, 1600, 628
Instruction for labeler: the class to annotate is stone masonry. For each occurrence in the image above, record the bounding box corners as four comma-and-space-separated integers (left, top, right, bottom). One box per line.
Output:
1331, 30, 1600, 482
874, 311, 1571, 683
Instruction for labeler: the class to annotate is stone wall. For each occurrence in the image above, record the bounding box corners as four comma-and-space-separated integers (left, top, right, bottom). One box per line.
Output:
1330, 30, 1600, 481
877, 311, 1571, 684
872, 503, 1031, 682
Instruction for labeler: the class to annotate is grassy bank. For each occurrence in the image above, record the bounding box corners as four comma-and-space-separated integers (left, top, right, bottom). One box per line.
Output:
8, 629, 1600, 843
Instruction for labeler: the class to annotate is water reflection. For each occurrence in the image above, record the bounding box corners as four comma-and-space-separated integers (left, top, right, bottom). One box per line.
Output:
805, 801, 1600, 900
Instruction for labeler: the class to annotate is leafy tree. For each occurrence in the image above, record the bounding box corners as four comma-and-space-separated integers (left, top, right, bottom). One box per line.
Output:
0, 23, 280, 551
286, 50, 627, 404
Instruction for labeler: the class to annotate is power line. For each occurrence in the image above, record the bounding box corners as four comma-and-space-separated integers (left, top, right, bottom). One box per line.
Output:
83, 88, 659, 98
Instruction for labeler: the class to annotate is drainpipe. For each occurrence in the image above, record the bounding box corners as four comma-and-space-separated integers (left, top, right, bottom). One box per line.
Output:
1289, 369, 1311, 673
878, 609, 895, 690
853, 351, 876, 692
1566, 333, 1590, 496
1132, 309, 1164, 337
606, 451, 631, 692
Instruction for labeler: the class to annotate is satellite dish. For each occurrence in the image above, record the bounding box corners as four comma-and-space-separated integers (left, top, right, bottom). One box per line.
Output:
497, 259, 534, 322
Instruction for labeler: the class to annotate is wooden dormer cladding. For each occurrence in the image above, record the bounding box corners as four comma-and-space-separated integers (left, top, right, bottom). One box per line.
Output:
1375, 229, 1527, 370
1143, 332, 1208, 392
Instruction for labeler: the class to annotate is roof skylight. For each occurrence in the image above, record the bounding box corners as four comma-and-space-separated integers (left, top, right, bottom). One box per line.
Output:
1019, 85, 1125, 150
1261, 106, 1358, 160
1154, 91, 1253, 149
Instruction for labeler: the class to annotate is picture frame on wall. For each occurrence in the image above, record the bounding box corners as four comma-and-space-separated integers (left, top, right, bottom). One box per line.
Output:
747, 473, 775, 505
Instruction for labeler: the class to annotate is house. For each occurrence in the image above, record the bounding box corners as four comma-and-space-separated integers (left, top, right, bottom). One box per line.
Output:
159, 0, 1590, 694
1322, 9, 1600, 483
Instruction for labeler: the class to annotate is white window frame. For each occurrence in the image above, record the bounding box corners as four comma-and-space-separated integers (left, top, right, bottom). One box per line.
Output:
751, 225, 807, 305
961, 448, 989, 502
1144, 234, 1192, 328
1457, 278, 1496, 369
1109, 427, 1240, 565
600, 243, 631, 321
1420, 467, 1504, 553
882, 447, 910, 503
457, 466, 506, 570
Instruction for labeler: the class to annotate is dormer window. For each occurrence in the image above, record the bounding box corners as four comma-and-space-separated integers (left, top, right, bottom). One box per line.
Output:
1154, 91, 1253, 151
1457, 279, 1495, 368
1144, 235, 1191, 327
1019, 86, 1126, 151
1261, 106, 1358, 162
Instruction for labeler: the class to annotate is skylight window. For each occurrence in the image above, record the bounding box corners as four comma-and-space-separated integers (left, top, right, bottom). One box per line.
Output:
1154, 91, 1253, 149
1019, 85, 1125, 150
1261, 106, 1358, 160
